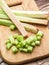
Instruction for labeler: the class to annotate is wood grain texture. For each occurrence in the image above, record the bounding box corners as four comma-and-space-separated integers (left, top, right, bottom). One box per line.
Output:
11, 0, 39, 11
0, 25, 49, 64
5, 0, 22, 6
35, 0, 49, 11
0, 0, 49, 64
35, 0, 49, 7
22, 0, 39, 11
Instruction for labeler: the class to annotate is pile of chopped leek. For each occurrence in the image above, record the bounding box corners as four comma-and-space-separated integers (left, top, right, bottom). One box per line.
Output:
6, 31, 44, 54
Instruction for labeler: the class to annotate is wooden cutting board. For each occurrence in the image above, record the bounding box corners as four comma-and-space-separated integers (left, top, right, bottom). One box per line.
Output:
0, 0, 49, 64
5, 0, 22, 6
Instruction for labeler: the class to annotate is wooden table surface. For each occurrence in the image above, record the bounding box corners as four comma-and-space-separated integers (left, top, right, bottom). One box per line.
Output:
36, 0, 49, 11
0, 0, 49, 65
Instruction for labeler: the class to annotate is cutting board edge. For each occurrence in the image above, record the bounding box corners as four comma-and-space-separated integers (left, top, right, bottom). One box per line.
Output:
1, 51, 49, 64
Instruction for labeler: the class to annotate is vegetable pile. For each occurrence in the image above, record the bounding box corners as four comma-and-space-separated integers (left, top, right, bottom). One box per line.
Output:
6, 31, 44, 54
0, 0, 48, 54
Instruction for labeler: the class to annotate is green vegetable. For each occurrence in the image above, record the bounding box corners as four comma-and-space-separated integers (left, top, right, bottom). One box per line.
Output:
32, 36, 37, 41
22, 41, 26, 47
37, 36, 41, 40
0, 8, 5, 14
27, 46, 33, 53
25, 44, 29, 48
17, 35, 24, 42
19, 48, 23, 52
0, 19, 38, 33
13, 34, 18, 39
35, 41, 40, 46
26, 36, 33, 44
0, 8, 48, 19
5, 31, 44, 54
37, 31, 44, 37
11, 46, 18, 54
0, 10, 48, 25
22, 48, 28, 53
6, 43, 12, 50
6, 39, 10, 44
0, 14, 48, 25
0, 13, 8, 19
0, 19, 13, 26
31, 42, 36, 47
0, 0, 28, 37
9, 35, 14, 44
17, 44, 21, 49
10, 25, 16, 31
26, 35, 37, 44
14, 39, 18, 45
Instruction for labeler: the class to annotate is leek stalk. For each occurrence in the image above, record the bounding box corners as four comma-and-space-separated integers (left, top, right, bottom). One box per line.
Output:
0, 19, 38, 33
0, 13, 48, 25
0, 8, 48, 19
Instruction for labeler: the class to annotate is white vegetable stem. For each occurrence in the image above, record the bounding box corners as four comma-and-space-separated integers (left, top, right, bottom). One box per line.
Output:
0, 0, 28, 37
15, 16, 48, 25
13, 10, 49, 19
0, 13, 48, 25
0, 19, 38, 33
0, 8, 49, 19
